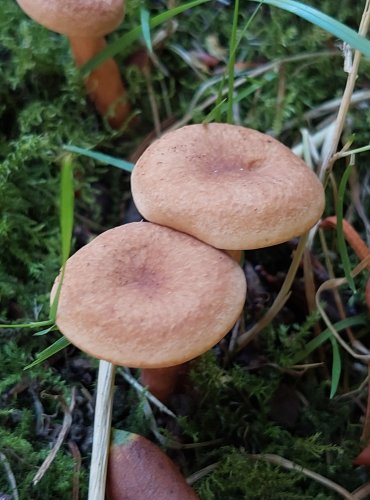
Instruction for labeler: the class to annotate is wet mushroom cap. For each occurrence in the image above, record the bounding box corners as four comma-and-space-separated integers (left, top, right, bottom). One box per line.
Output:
51, 222, 246, 368
15, 0, 124, 37
131, 123, 325, 250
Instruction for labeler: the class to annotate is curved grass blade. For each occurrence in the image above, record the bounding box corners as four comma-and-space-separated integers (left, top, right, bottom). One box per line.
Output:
291, 314, 367, 364
64, 145, 134, 173
33, 324, 58, 337
249, 0, 370, 57
50, 155, 75, 322
82, 0, 212, 74
24, 336, 71, 370
60, 155, 74, 266
0, 319, 54, 329
226, 0, 240, 123
140, 7, 153, 54
329, 335, 341, 398
336, 162, 356, 292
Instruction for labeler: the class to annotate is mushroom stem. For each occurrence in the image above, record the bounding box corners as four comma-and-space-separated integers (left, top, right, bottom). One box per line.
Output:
140, 365, 188, 403
88, 360, 116, 500
68, 36, 130, 128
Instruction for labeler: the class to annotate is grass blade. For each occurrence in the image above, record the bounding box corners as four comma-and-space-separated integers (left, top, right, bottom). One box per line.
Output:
60, 155, 74, 266
0, 320, 54, 329
227, 0, 240, 123
249, 0, 370, 57
33, 324, 58, 337
64, 145, 134, 173
336, 162, 356, 292
291, 314, 367, 364
329, 335, 341, 398
82, 0, 212, 74
24, 336, 71, 370
140, 7, 153, 54
49, 155, 75, 322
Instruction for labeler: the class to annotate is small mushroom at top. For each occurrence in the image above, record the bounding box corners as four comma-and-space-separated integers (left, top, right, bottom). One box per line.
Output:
16, 0, 130, 128
131, 123, 325, 250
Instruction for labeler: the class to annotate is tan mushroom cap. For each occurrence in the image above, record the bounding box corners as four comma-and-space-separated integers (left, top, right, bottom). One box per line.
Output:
131, 123, 325, 250
51, 222, 246, 368
16, 0, 124, 37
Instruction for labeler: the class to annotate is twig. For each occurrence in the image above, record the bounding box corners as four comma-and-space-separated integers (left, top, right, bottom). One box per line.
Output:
316, 256, 370, 361
186, 462, 220, 486
33, 387, 77, 485
120, 368, 176, 418
250, 453, 353, 499
68, 441, 82, 500
236, 234, 308, 351
318, 0, 370, 183
352, 481, 370, 499
0, 452, 19, 500
88, 361, 115, 500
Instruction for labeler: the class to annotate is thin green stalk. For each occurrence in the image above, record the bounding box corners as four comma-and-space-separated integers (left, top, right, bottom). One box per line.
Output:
227, 0, 240, 123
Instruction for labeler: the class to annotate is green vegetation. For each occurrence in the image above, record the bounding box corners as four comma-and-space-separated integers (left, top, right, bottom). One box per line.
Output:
1, 0, 370, 498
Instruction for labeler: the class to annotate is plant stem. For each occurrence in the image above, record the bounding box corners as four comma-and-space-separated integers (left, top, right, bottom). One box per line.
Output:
318, 0, 370, 183
88, 361, 116, 500
236, 233, 309, 351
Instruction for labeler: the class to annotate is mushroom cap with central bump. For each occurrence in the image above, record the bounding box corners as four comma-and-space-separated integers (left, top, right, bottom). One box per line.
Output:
16, 0, 124, 37
131, 123, 325, 250
51, 222, 246, 368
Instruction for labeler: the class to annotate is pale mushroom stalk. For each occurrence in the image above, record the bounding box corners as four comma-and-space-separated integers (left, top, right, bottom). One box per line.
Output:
88, 360, 115, 500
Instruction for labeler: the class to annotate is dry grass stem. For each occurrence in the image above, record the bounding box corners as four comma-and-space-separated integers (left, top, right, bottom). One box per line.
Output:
316, 256, 370, 361
236, 234, 308, 351
33, 387, 76, 485
318, 0, 370, 182
250, 453, 353, 499
119, 368, 177, 418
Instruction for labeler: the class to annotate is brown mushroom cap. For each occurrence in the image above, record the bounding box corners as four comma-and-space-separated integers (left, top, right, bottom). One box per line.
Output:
107, 430, 199, 500
131, 123, 325, 250
16, 0, 124, 37
51, 222, 246, 368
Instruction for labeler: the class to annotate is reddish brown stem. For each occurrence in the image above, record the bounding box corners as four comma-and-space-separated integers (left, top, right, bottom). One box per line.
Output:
320, 214, 370, 313
140, 365, 188, 403
320, 216, 370, 264
68, 36, 130, 128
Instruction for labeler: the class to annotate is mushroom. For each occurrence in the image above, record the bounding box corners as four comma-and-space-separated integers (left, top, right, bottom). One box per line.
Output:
16, 0, 130, 128
51, 221, 246, 369
107, 429, 199, 499
131, 123, 325, 250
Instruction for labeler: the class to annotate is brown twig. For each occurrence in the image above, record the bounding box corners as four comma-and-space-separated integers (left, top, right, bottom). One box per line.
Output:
320, 216, 370, 264
250, 453, 353, 499
318, 0, 370, 183
68, 441, 82, 500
